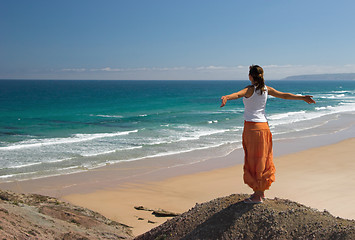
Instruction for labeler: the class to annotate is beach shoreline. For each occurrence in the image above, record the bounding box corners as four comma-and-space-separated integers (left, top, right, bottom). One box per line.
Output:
0, 112, 354, 196
0, 117, 354, 236
61, 137, 355, 236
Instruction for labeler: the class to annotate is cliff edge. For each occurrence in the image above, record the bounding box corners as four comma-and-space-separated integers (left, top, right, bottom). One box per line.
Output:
0, 189, 133, 239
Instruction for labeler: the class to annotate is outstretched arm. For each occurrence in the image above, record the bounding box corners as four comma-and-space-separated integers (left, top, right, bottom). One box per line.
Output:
220, 87, 252, 107
267, 86, 316, 104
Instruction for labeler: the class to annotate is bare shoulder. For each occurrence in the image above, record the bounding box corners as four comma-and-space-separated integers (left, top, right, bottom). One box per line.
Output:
266, 86, 275, 92
244, 85, 254, 98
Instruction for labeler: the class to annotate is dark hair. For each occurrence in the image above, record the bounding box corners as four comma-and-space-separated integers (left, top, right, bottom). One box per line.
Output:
249, 65, 265, 94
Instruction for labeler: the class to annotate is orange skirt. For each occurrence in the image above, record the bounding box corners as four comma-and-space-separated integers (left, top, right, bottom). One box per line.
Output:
242, 121, 275, 192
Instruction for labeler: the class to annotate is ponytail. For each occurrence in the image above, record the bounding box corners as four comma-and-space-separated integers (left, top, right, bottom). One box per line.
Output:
249, 65, 265, 94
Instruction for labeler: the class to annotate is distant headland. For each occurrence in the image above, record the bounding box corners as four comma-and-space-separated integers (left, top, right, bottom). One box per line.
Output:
283, 73, 355, 80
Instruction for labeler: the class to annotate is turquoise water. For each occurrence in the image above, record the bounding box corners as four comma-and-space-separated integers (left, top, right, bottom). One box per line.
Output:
1, 80, 355, 181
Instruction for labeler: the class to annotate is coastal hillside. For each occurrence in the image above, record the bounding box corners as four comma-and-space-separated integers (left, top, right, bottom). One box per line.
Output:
282, 73, 355, 80
1, 190, 354, 239
0, 190, 133, 239
135, 194, 355, 240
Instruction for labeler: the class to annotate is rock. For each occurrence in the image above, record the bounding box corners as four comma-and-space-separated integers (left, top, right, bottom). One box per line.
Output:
134, 205, 180, 217
134, 206, 152, 211
152, 209, 180, 217
135, 193, 355, 240
0, 189, 133, 239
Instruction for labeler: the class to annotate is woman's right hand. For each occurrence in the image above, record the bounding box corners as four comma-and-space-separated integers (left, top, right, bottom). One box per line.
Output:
220, 96, 228, 107
303, 95, 316, 104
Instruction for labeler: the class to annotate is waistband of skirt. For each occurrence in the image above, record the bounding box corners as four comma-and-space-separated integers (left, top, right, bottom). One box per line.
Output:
243, 121, 270, 130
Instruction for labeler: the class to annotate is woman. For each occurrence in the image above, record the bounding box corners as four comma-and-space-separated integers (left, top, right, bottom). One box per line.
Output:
220, 65, 315, 203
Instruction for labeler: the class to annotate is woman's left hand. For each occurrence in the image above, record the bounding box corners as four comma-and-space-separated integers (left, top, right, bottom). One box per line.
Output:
220, 96, 228, 107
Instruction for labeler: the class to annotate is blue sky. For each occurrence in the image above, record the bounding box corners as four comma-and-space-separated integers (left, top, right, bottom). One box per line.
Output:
1, 0, 355, 80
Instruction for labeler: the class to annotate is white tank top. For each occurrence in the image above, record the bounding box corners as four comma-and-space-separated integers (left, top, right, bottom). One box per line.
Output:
243, 86, 268, 122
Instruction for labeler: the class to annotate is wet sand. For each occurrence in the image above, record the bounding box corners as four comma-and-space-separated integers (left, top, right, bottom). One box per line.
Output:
63, 138, 355, 236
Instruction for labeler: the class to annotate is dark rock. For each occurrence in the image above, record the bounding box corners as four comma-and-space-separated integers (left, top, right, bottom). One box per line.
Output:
134, 206, 150, 211
135, 193, 355, 240
134, 205, 180, 217
152, 209, 180, 217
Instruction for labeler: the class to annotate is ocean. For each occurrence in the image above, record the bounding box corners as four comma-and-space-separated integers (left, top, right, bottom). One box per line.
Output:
1, 80, 354, 182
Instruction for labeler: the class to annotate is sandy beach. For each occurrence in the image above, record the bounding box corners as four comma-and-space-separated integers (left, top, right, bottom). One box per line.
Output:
61, 138, 355, 236
1, 116, 354, 237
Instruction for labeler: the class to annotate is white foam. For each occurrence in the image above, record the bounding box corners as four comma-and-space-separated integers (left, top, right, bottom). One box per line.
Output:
95, 114, 123, 118
60, 165, 84, 171
319, 94, 346, 99
73, 130, 138, 140
269, 102, 355, 127
6, 162, 42, 169
107, 142, 239, 164
140, 126, 229, 147
1, 157, 78, 171
0, 130, 138, 151
218, 109, 244, 113
207, 120, 218, 124
0, 169, 45, 180
47, 157, 75, 164
80, 146, 143, 157
268, 111, 306, 120
332, 90, 347, 93
0, 174, 15, 179
0, 166, 90, 182
315, 106, 333, 111
331, 90, 355, 94
0, 140, 242, 181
